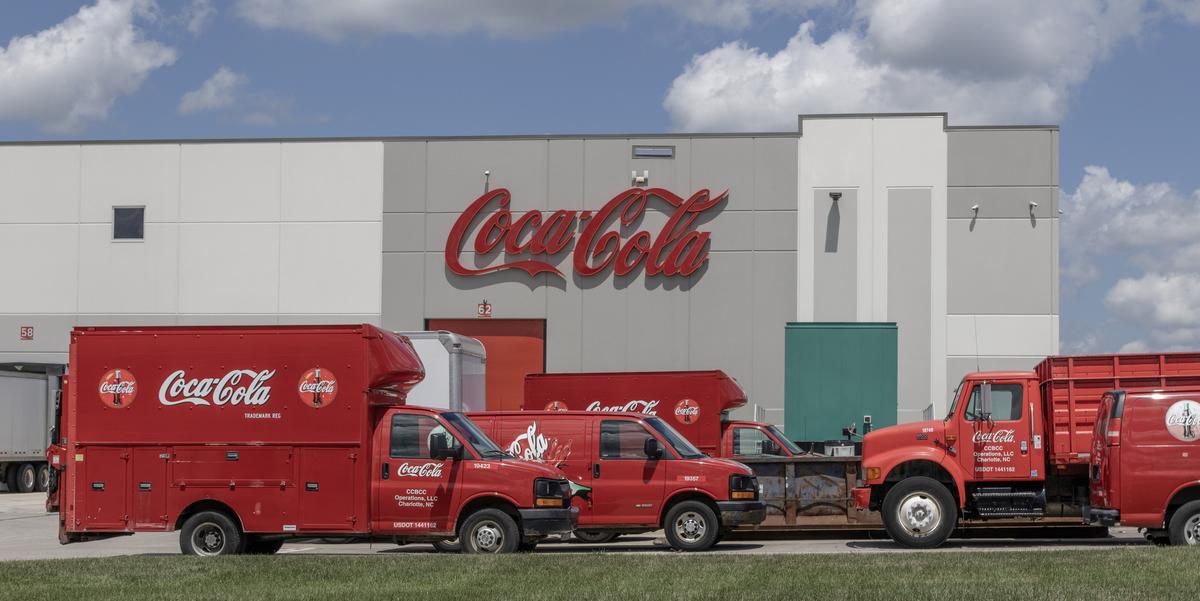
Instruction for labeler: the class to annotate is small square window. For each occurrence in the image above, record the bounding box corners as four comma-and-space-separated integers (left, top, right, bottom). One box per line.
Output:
113, 207, 144, 240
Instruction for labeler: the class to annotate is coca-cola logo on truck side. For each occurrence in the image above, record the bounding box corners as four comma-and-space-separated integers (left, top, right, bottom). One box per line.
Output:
396, 462, 445, 478
297, 367, 338, 408
158, 369, 275, 407
674, 398, 699, 425
1165, 400, 1200, 442
98, 369, 138, 409
972, 429, 1016, 444
585, 400, 659, 415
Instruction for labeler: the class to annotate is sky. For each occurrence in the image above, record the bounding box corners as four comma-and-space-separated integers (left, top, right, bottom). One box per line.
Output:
0, 0, 1198, 354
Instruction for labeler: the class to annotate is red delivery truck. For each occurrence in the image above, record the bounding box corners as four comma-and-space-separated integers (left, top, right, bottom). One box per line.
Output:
1087, 388, 1200, 545
853, 352, 1200, 548
524, 370, 804, 459
468, 410, 766, 551
47, 324, 576, 555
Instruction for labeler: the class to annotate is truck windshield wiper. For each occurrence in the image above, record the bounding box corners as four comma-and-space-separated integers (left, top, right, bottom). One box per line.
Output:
479, 449, 507, 459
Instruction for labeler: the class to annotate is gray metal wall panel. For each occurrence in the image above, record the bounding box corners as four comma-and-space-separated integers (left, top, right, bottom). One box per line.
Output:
383, 142, 426, 213
688, 252, 754, 381
547, 140, 584, 209
628, 138, 690, 194
947, 187, 1055, 219
583, 139, 630, 209
948, 130, 1054, 187
752, 251, 796, 414
888, 188, 932, 419
946, 356, 1042, 401
381, 253, 425, 331
947, 217, 1053, 314
755, 211, 797, 251
814, 189, 857, 321
754, 138, 799, 211
692, 137, 753, 207
426, 140, 548, 212
382, 213, 425, 252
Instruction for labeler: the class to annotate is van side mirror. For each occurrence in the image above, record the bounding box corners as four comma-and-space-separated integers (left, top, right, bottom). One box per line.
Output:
643, 438, 663, 460
430, 434, 461, 460
980, 382, 993, 422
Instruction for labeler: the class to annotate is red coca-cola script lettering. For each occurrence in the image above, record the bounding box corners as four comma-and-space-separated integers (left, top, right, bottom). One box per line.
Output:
445, 187, 727, 278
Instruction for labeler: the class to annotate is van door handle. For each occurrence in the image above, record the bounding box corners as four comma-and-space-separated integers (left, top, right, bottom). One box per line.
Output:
382, 462, 389, 480
593, 464, 600, 478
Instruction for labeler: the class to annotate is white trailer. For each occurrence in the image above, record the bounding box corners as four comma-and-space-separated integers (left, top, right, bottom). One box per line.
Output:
399, 331, 486, 412
1, 370, 56, 493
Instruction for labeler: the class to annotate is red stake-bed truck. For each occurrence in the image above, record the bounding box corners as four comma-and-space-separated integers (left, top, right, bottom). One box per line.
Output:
525, 371, 804, 459
1088, 388, 1200, 545
853, 353, 1200, 548
47, 325, 576, 555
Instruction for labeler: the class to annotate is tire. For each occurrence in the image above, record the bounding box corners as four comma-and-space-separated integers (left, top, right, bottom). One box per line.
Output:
663, 500, 720, 552
244, 536, 285, 555
35, 465, 50, 493
431, 539, 462, 553
459, 509, 520, 554
15, 464, 37, 493
1167, 500, 1200, 546
517, 541, 538, 552
3, 465, 16, 493
180, 511, 243, 556
572, 530, 619, 544
881, 477, 957, 549
46, 469, 59, 495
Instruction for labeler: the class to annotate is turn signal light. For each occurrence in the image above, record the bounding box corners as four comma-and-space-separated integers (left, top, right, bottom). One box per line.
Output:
945, 433, 957, 445
864, 467, 881, 481
535, 497, 564, 508
731, 491, 756, 500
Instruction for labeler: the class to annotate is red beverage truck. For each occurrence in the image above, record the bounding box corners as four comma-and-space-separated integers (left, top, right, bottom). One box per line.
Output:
47, 324, 575, 555
524, 370, 803, 459
1088, 388, 1200, 545
467, 410, 766, 550
853, 352, 1200, 548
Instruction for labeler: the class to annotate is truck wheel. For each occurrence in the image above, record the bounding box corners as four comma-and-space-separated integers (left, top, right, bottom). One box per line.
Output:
180, 511, 244, 556
1168, 501, 1200, 546
881, 477, 957, 549
244, 536, 285, 555
15, 464, 37, 493
517, 541, 538, 552
3, 465, 16, 492
460, 509, 520, 554
571, 530, 619, 544
663, 500, 720, 552
35, 465, 50, 492
431, 539, 462, 553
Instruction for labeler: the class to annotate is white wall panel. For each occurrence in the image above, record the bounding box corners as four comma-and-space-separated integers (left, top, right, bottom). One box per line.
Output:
946, 314, 1057, 357
178, 223, 280, 313
278, 222, 381, 314
0, 146, 79, 224
81, 145, 180, 223
77, 224, 179, 314
0, 225, 78, 313
281, 142, 383, 222
181, 143, 281, 222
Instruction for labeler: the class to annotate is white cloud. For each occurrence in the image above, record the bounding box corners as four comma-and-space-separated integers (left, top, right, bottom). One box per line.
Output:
178, 67, 247, 114
1106, 273, 1200, 329
664, 0, 1152, 130
1163, 0, 1200, 23
1118, 340, 1150, 353
0, 0, 177, 132
184, 0, 216, 35
233, 0, 831, 39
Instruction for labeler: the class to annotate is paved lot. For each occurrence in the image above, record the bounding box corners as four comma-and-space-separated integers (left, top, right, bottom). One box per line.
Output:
0, 493, 1147, 560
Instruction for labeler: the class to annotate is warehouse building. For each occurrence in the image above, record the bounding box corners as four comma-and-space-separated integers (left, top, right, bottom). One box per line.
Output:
0, 113, 1059, 442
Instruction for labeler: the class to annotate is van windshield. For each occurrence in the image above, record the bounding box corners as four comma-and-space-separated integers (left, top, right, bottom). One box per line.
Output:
443, 412, 506, 459
645, 417, 705, 459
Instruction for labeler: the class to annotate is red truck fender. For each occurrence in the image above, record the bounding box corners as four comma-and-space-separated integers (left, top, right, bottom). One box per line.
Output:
1164, 481, 1200, 520
867, 449, 968, 508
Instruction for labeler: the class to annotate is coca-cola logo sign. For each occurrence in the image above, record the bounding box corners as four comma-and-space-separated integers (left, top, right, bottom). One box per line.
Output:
544, 400, 568, 412
1165, 400, 1200, 442
396, 462, 445, 478
674, 398, 699, 425
158, 369, 275, 407
585, 399, 659, 415
445, 187, 727, 279
98, 368, 137, 409
972, 429, 1016, 444
298, 367, 338, 408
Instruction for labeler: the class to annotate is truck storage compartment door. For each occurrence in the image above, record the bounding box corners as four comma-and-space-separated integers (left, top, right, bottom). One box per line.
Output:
78, 446, 129, 531
131, 447, 169, 529
298, 447, 358, 531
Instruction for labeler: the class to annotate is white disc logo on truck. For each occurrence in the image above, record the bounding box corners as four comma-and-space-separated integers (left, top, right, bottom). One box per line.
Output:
298, 367, 338, 408
158, 369, 275, 406
674, 398, 699, 425
98, 368, 138, 409
585, 399, 659, 415
1165, 400, 1200, 442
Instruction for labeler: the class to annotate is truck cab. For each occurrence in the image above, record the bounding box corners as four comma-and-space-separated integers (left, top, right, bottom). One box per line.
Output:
721, 420, 803, 458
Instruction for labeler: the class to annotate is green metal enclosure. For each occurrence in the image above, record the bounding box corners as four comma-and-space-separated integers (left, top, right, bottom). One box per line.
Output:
784, 323, 897, 443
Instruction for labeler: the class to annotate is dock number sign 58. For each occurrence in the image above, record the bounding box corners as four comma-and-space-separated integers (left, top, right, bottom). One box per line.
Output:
19, 326, 33, 341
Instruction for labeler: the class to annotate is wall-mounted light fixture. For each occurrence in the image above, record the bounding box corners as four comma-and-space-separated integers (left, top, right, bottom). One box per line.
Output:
971, 204, 980, 212
1029, 201, 1039, 208
829, 192, 842, 201
632, 170, 649, 186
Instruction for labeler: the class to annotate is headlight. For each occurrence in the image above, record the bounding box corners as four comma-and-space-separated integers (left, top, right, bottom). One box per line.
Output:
534, 478, 570, 507
729, 474, 758, 500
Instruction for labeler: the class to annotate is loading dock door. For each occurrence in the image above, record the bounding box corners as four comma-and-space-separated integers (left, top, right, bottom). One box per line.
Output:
425, 319, 545, 411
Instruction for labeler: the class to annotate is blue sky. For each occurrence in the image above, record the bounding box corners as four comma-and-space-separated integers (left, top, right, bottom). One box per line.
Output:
1, 0, 1198, 354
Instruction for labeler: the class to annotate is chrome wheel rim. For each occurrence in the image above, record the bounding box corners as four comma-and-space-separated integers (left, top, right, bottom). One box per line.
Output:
20, 468, 34, 491
897, 492, 942, 538
673, 511, 707, 544
472, 520, 505, 553
37, 468, 49, 491
191, 522, 227, 556
1185, 514, 1200, 545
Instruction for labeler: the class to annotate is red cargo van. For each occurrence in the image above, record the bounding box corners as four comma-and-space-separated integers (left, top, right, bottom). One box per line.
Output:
1088, 389, 1200, 545
524, 371, 803, 459
47, 325, 575, 555
468, 410, 766, 551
